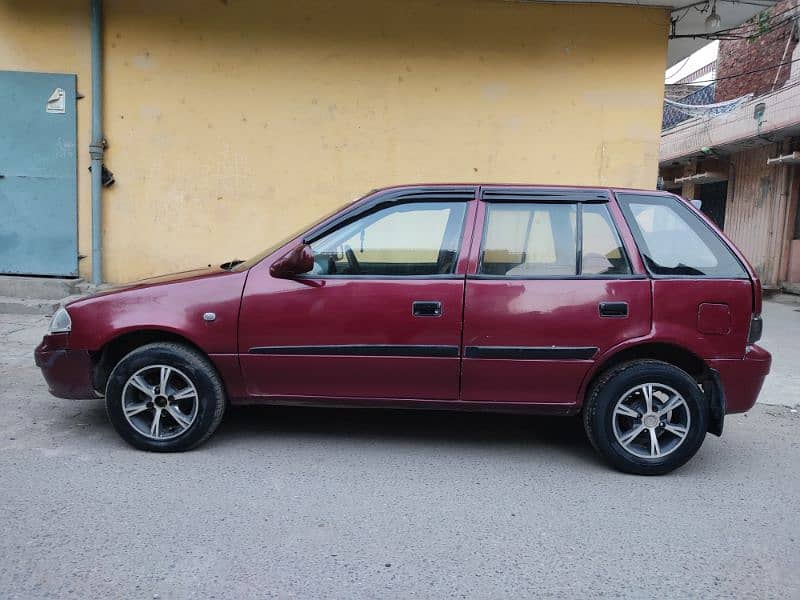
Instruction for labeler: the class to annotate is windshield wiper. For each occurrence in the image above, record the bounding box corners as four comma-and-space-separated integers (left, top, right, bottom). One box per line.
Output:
220, 259, 245, 270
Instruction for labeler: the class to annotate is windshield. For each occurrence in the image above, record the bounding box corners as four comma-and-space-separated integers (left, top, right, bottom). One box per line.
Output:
230, 197, 360, 271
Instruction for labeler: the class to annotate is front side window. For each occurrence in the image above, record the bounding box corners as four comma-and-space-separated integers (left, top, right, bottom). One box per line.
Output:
479, 202, 630, 277
617, 193, 746, 278
309, 201, 466, 276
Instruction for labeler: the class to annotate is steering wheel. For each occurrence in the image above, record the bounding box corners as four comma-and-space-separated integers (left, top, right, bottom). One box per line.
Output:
343, 244, 361, 274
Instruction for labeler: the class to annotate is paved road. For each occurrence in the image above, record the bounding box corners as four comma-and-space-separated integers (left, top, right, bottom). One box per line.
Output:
0, 304, 798, 599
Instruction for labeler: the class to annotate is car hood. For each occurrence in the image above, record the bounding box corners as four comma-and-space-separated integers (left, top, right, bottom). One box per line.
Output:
67, 266, 233, 304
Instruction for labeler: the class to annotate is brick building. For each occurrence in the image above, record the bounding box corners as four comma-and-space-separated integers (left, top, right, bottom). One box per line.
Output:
659, 0, 800, 291
715, 4, 798, 101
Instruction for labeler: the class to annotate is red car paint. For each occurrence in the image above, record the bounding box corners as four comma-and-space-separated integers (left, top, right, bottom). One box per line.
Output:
461, 278, 652, 406
34, 333, 94, 399
35, 184, 771, 425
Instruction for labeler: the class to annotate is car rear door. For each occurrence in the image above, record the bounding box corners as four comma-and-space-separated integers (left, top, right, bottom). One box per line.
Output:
615, 192, 754, 359
460, 187, 652, 407
238, 187, 477, 402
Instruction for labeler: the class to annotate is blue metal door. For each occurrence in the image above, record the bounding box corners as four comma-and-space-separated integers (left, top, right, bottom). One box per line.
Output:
0, 71, 78, 276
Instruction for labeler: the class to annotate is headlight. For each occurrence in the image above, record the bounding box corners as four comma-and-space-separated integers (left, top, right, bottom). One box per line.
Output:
48, 306, 72, 334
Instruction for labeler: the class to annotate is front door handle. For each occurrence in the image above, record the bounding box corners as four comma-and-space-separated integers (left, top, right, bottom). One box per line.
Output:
599, 301, 628, 317
413, 300, 442, 317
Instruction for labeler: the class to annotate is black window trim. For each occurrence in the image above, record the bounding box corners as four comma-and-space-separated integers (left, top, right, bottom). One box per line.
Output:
299, 189, 473, 280
467, 273, 647, 281
614, 191, 750, 281
303, 186, 476, 244
476, 198, 636, 280
576, 203, 583, 276
481, 187, 611, 203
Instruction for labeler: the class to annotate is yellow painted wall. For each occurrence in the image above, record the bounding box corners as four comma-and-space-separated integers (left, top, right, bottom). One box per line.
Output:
2, 0, 669, 283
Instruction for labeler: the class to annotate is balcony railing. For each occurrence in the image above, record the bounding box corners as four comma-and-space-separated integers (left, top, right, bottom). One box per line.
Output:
662, 84, 716, 131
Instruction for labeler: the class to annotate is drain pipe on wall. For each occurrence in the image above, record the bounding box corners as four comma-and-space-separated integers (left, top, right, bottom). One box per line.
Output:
89, 0, 104, 284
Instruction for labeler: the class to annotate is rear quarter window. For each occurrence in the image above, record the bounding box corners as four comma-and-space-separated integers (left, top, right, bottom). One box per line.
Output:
616, 193, 747, 278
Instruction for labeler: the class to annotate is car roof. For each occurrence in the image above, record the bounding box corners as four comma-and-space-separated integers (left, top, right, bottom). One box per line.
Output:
367, 183, 675, 197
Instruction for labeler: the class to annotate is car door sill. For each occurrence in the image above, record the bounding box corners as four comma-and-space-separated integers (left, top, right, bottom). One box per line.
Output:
233, 394, 579, 415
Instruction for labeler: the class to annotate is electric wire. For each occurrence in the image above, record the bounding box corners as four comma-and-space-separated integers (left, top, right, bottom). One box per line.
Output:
670, 1, 798, 40
690, 57, 800, 84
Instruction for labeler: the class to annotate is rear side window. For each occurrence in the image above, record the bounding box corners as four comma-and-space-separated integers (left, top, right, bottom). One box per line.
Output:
480, 204, 577, 276
582, 204, 631, 275
479, 203, 631, 277
617, 193, 747, 278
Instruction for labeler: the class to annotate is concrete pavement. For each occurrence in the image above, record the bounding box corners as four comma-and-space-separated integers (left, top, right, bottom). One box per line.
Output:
0, 302, 798, 599
759, 295, 800, 408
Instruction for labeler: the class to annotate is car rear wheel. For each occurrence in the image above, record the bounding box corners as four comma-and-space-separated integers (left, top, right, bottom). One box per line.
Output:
583, 360, 708, 475
105, 342, 226, 452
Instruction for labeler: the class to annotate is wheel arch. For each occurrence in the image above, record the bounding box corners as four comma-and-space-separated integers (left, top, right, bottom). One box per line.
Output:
580, 342, 724, 436
91, 328, 215, 396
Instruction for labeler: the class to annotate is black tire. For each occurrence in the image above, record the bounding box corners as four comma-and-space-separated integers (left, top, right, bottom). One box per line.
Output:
105, 342, 226, 452
583, 360, 708, 475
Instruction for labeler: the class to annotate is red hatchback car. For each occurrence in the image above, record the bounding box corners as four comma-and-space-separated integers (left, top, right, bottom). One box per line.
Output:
35, 185, 770, 474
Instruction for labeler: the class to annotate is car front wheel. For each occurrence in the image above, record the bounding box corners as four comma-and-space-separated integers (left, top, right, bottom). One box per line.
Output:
105, 342, 226, 452
583, 360, 708, 475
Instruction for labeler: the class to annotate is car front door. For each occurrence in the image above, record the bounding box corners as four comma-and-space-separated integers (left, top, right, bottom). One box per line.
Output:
238, 187, 476, 402
461, 187, 652, 407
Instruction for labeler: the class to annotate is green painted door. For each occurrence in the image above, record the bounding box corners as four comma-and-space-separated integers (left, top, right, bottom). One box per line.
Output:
0, 71, 78, 276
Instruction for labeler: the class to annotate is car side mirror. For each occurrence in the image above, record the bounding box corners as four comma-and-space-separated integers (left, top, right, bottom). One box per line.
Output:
269, 243, 314, 279
690, 199, 702, 210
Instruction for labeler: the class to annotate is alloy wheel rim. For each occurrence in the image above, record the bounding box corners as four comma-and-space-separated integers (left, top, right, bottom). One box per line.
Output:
611, 383, 691, 459
121, 365, 199, 440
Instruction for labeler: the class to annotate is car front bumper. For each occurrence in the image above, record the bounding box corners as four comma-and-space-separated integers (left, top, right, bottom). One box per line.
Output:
709, 344, 772, 414
34, 334, 97, 399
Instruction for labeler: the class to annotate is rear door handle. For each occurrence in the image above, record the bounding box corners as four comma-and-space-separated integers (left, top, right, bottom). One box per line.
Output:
599, 301, 628, 317
412, 300, 442, 317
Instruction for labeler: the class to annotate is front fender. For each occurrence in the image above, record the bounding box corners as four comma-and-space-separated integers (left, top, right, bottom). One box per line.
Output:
65, 269, 248, 354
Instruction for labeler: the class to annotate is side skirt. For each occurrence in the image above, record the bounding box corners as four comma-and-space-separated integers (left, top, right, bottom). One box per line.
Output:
229, 394, 579, 416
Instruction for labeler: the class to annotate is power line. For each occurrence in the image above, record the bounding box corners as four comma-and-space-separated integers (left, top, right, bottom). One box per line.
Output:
711, 13, 798, 40
673, 2, 799, 30
672, 14, 796, 39
690, 57, 800, 84
665, 55, 695, 82
670, 2, 798, 40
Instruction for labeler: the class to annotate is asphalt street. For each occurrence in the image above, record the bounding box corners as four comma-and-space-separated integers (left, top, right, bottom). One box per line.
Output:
0, 300, 798, 599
